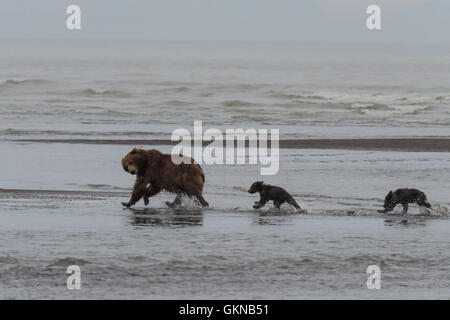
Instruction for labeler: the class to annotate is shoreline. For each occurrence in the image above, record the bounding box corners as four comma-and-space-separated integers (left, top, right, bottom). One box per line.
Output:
0, 188, 126, 197
8, 138, 450, 152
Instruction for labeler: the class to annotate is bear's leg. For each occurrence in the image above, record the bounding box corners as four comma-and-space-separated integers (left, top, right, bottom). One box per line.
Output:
193, 193, 209, 207
122, 177, 148, 208
183, 178, 209, 207
143, 185, 161, 205
185, 195, 202, 206
165, 194, 183, 208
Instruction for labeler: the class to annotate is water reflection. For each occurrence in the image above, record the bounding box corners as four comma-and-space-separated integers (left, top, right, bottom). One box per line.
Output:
128, 207, 203, 228
384, 217, 428, 228
252, 210, 296, 226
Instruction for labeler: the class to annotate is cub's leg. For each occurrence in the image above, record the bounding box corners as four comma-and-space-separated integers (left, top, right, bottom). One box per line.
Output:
255, 194, 264, 205
285, 195, 301, 209
417, 196, 431, 209
253, 196, 268, 209
273, 200, 284, 209
379, 204, 395, 214
402, 203, 409, 214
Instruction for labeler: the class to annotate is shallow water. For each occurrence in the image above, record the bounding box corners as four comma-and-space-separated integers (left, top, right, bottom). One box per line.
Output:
0, 192, 449, 299
0, 41, 449, 299
0, 142, 449, 299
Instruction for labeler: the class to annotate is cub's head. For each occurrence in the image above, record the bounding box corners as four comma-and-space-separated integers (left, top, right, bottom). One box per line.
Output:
248, 181, 264, 194
383, 190, 397, 209
121, 147, 148, 175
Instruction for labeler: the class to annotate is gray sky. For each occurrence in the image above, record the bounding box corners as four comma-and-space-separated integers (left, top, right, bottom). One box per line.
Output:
0, 0, 449, 44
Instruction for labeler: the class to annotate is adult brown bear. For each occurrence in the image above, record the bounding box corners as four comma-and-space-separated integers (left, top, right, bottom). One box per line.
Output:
121, 148, 209, 208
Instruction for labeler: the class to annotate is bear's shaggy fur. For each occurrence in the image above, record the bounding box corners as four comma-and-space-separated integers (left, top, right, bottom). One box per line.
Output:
121, 148, 208, 208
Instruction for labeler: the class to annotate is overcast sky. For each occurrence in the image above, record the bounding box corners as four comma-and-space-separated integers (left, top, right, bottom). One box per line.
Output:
0, 0, 449, 44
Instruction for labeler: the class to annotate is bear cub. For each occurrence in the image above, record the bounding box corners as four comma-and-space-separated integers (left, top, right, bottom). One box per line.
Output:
248, 181, 301, 210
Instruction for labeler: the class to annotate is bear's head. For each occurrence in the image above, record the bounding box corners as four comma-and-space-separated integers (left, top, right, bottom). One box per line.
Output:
383, 190, 397, 209
121, 147, 149, 175
248, 181, 264, 194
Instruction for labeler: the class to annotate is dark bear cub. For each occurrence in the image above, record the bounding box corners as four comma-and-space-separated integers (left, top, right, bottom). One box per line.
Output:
248, 181, 301, 210
378, 188, 431, 214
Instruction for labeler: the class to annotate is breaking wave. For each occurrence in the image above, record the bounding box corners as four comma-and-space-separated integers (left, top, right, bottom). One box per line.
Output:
47, 257, 90, 267
78, 88, 132, 98
222, 100, 258, 107
0, 79, 50, 86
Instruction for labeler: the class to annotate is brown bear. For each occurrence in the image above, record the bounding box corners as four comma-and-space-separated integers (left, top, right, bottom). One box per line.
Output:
121, 148, 209, 208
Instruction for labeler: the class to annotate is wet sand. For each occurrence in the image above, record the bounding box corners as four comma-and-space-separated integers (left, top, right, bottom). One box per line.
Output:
0, 188, 126, 197
10, 138, 450, 152
279, 138, 450, 152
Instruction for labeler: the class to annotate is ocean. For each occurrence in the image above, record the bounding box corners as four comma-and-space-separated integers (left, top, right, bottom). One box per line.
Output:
0, 40, 449, 299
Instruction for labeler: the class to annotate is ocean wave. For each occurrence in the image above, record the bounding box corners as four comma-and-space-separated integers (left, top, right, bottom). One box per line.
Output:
47, 257, 90, 267
269, 91, 326, 100
78, 88, 132, 98
0, 79, 50, 86
0, 129, 164, 137
158, 86, 191, 93
269, 90, 441, 107
93, 253, 449, 275
0, 256, 19, 265
222, 100, 258, 107
165, 100, 193, 106
353, 103, 392, 111
358, 104, 434, 116
234, 83, 269, 90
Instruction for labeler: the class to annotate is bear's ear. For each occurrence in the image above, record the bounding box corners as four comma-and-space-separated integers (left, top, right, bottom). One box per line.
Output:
130, 147, 138, 154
